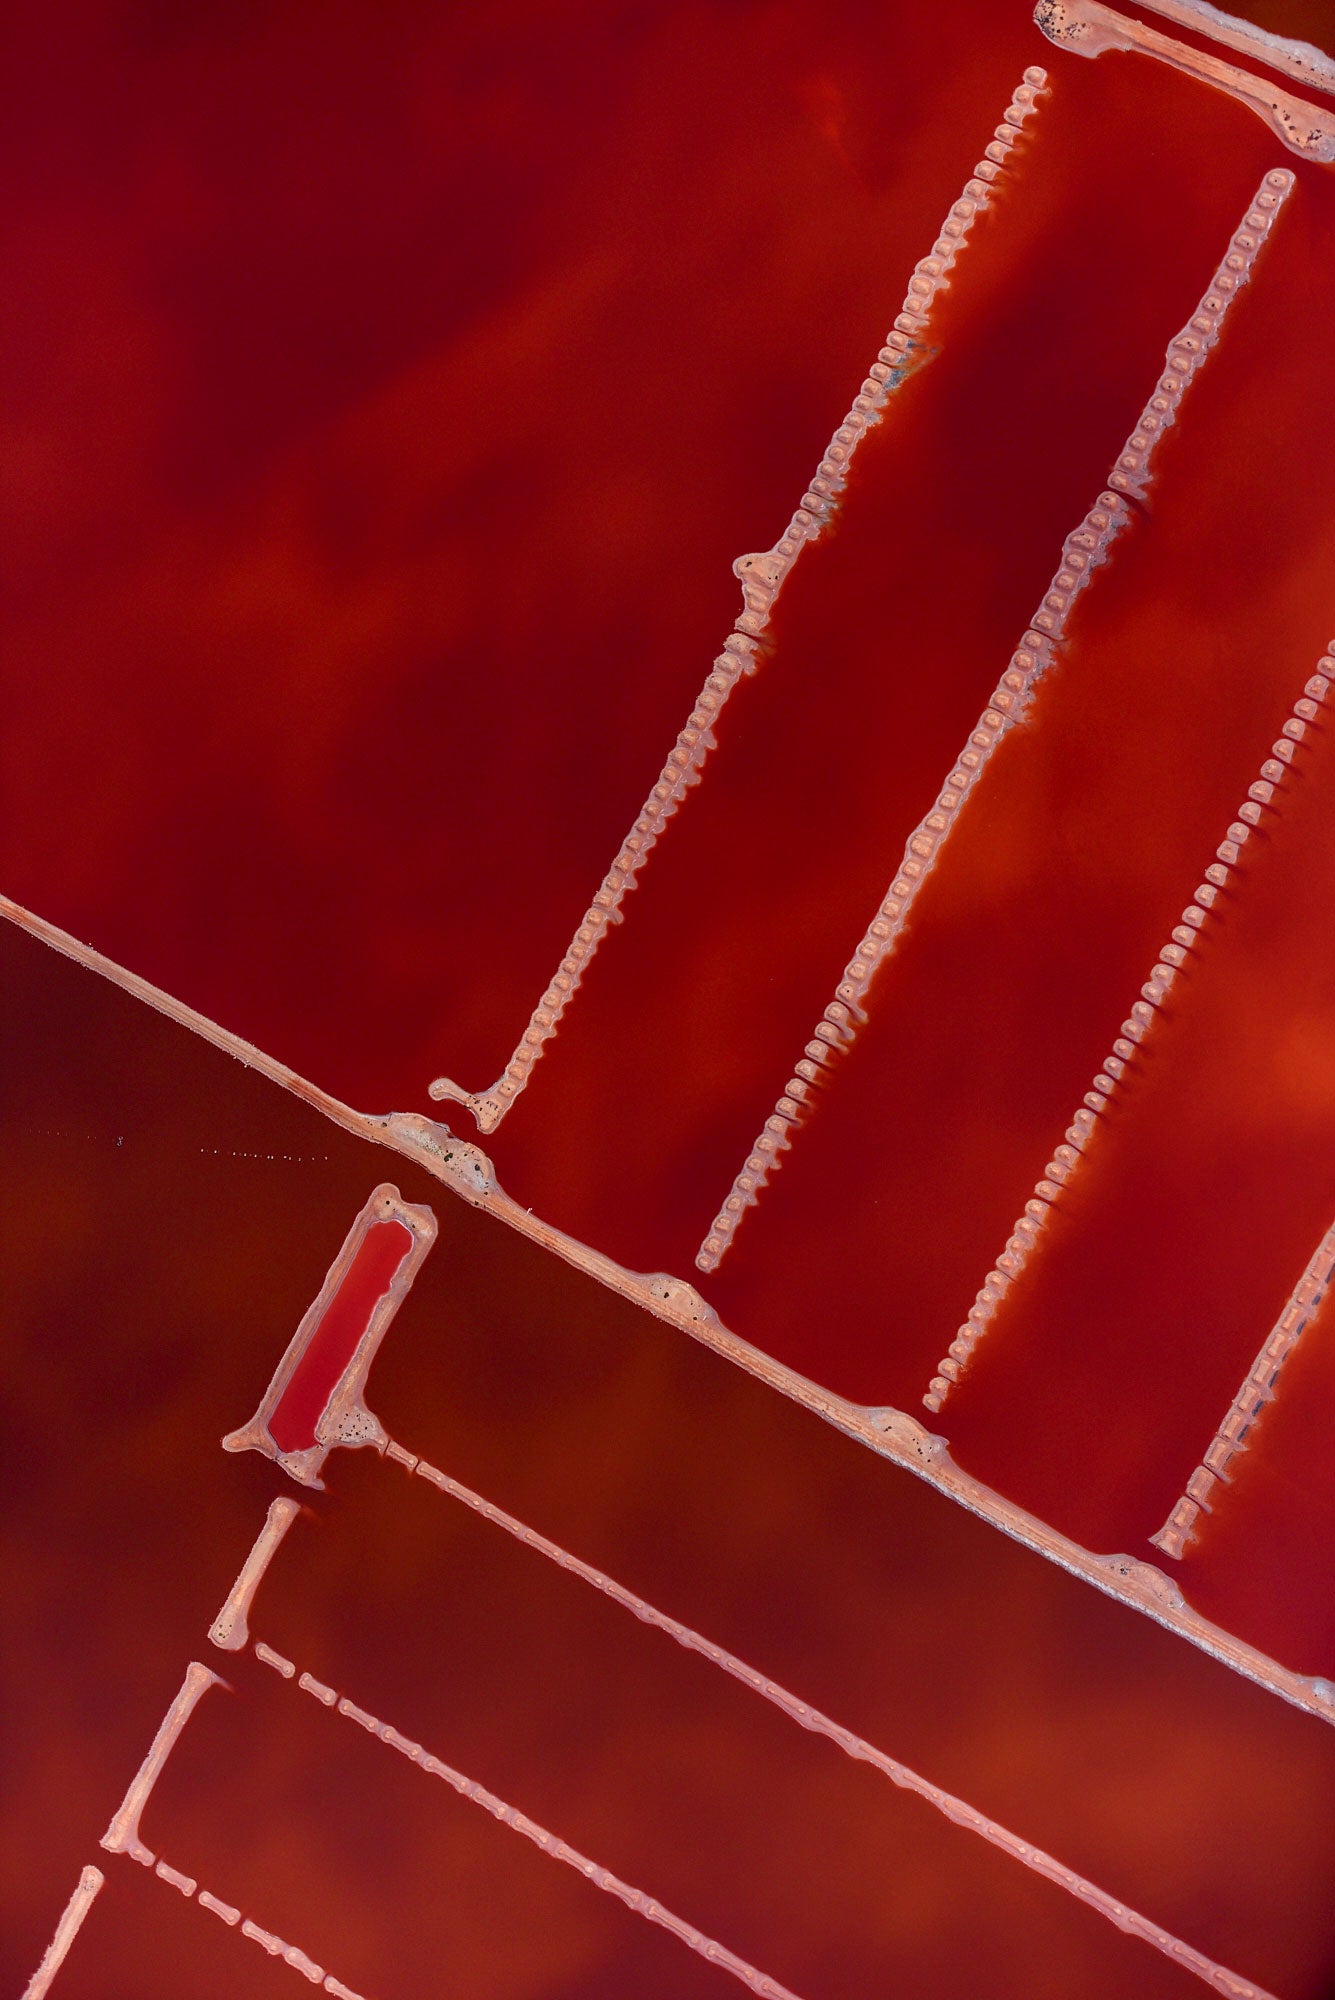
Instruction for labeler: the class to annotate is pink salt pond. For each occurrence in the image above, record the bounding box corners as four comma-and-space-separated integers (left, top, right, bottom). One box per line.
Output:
268, 1220, 414, 1455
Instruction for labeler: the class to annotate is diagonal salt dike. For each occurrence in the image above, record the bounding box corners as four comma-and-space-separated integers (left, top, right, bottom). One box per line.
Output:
696, 166, 1294, 1277
254, 1639, 804, 2000
1151, 1215, 1335, 1559
22, 1866, 104, 2000
426, 66, 1051, 1136
378, 1439, 1278, 1997
1135, 0, 1335, 96
6, 895, 1329, 1719
210, 1497, 302, 1650
924, 644, 1332, 1415
124, 1848, 365, 1995
96, 1658, 364, 1991
100, 1661, 227, 1867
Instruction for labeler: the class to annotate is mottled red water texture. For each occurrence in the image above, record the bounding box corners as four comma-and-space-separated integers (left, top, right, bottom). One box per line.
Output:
485, 82, 1335, 1396
7, 0, 1335, 1994
268, 1220, 411, 1454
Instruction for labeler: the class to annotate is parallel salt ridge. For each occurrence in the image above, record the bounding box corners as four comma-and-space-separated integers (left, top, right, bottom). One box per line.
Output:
155, 1859, 198, 1896
380, 1437, 1274, 1998
100, 1661, 225, 1868
425, 66, 1051, 1136
22, 1866, 104, 2000
1152, 1215, 1335, 1558
106, 1838, 363, 1993
695, 166, 1294, 1277
258, 1639, 804, 2000
256, 1640, 297, 1676
925, 644, 1333, 1413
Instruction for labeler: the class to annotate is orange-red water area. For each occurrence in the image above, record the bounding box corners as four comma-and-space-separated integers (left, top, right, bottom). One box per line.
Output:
942, 676, 1335, 1677
696, 162, 1335, 1410
487, 52, 1287, 1280
268, 1219, 412, 1454
6, 909, 1334, 1995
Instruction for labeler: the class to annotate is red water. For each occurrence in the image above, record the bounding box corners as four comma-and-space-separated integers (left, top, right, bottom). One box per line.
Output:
8, 1, 1335, 1993
143, 1470, 1206, 2000
267, 1220, 412, 1454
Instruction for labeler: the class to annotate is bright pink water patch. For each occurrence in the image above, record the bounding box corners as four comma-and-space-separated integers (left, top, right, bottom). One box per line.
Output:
268, 1220, 412, 1454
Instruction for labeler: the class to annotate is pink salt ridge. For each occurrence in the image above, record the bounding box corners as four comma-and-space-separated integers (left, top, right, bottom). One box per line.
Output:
1134, 0, 1335, 94
927, 646, 1333, 1414
198, 1889, 241, 1925
152, 1854, 352, 1990
99, 1661, 226, 1868
209, 1495, 302, 1652
20, 1865, 104, 2000
89, 1657, 364, 1989
426, 65, 1050, 1137
221, 1184, 436, 1490
697, 169, 1295, 1278
154, 1859, 197, 1897
255, 1640, 296, 1678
